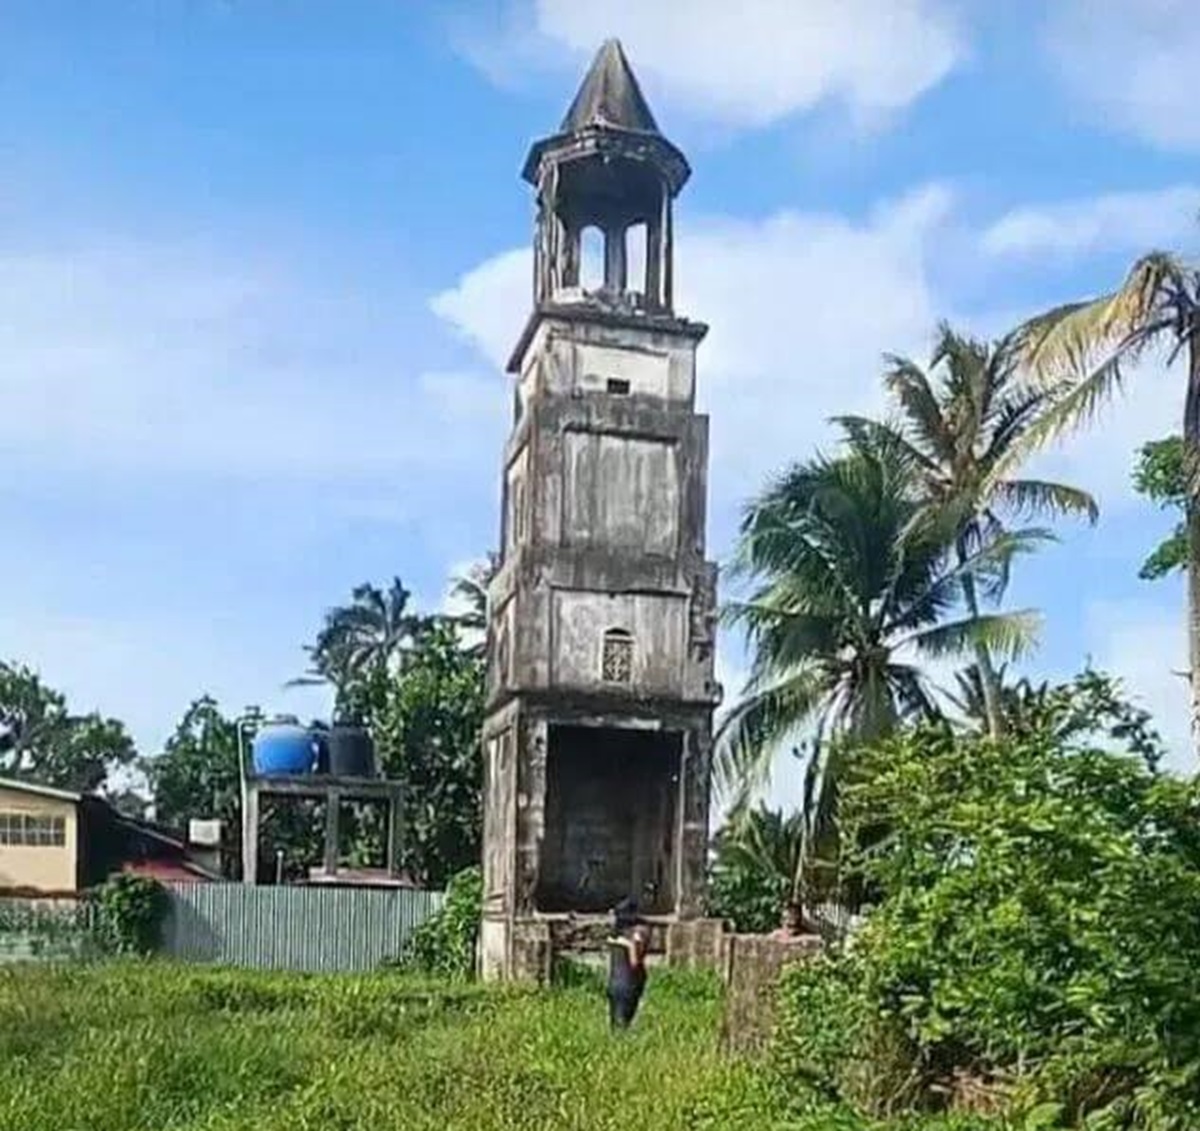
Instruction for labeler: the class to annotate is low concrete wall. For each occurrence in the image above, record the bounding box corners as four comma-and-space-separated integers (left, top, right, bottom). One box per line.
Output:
509, 919, 553, 984
665, 918, 825, 1054
0, 897, 99, 964
720, 933, 822, 1055
665, 917, 728, 973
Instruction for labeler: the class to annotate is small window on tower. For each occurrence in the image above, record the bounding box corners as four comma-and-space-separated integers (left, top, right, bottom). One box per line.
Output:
601, 628, 634, 684
606, 378, 631, 395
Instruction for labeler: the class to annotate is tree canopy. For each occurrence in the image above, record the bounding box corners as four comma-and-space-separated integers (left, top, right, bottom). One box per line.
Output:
716, 422, 1041, 895
0, 662, 135, 794
836, 324, 1096, 735
1133, 434, 1189, 580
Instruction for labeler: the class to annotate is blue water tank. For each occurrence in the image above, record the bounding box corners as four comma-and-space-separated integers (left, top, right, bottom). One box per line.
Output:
251, 717, 316, 776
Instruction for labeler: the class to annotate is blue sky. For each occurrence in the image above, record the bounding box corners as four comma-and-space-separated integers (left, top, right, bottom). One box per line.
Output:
2, 1, 1199, 801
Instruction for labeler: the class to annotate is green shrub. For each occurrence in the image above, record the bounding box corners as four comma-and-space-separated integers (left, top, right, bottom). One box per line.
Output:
92, 873, 170, 955
774, 955, 864, 1098
773, 698, 1200, 1128
706, 806, 802, 933
400, 864, 481, 979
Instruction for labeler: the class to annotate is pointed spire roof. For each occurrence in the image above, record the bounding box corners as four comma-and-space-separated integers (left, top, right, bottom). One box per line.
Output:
520, 38, 689, 193
559, 39, 660, 136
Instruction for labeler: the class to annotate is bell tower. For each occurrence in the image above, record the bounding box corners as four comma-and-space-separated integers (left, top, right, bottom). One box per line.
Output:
480, 40, 720, 981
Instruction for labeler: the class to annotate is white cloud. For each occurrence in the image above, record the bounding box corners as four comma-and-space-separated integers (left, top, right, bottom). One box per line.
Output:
0, 240, 506, 482
459, 0, 967, 129
431, 184, 954, 518
1085, 593, 1191, 773
1044, 0, 1200, 151
0, 231, 513, 757
981, 186, 1200, 260
430, 249, 529, 375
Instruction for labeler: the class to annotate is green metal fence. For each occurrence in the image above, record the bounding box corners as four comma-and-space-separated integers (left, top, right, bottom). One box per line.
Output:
162, 882, 442, 973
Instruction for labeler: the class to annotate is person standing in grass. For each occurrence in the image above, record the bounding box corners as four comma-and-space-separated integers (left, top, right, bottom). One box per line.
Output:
606, 898, 650, 1031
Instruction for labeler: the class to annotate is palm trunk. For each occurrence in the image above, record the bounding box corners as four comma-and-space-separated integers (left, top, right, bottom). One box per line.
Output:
788, 861, 806, 924
1183, 323, 1200, 762
788, 785, 815, 921
958, 541, 1006, 738
1187, 507, 1200, 760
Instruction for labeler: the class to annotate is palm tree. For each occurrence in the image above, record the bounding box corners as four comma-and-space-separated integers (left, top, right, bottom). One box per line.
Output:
946, 661, 1040, 734
447, 554, 499, 660
716, 426, 1041, 902
291, 577, 431, 715
835, 325, 1098, 736
708, 804, 805, 933
1012, 251, 1200, 752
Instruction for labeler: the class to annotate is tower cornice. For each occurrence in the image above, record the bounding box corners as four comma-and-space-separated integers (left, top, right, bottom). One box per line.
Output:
507, 303, 709, 374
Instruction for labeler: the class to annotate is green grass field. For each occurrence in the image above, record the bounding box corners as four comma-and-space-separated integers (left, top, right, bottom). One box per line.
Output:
0, 962, 790, 1131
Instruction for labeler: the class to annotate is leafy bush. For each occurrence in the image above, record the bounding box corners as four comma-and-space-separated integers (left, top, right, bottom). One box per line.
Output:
773, 682, 1200, 1128
400, 864, 482, 979
707, 806, 802, 932
371, 619, 486, 887
93, 874, 170, 955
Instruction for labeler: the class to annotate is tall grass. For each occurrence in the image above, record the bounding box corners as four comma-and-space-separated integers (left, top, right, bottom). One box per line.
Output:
0, 962, 786, 1130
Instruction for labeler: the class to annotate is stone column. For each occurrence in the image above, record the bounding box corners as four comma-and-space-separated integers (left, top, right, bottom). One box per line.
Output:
676, 719, 712, 917
514, 714, 548, 915
323, 789, 341, 876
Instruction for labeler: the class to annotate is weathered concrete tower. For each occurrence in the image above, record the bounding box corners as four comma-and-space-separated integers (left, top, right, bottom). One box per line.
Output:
480, 40, 720, 981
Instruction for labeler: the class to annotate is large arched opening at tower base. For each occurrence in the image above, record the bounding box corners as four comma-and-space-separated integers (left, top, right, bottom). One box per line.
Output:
536, 723, 681, 916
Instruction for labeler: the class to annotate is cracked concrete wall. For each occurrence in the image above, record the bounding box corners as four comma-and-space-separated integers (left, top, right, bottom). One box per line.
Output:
489, 315, 718, 712
481, 303, 719, 980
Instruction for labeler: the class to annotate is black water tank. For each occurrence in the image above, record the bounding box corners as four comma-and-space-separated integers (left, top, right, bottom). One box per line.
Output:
312, 725, 331, 774
327, 724, 375, 778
